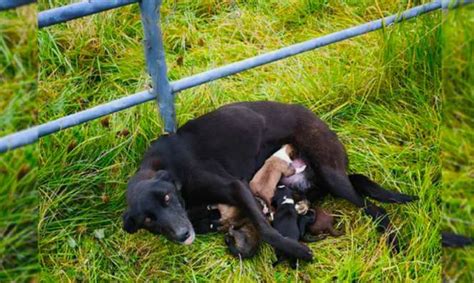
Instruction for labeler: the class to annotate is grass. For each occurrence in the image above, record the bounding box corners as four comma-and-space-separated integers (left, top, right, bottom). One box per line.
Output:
0, 4, 39, 282
0, 0, 467, 281
441, 5, 474, 282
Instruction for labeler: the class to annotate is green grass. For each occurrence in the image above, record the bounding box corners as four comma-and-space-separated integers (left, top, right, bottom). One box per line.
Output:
0, 4, 39, 282
36, 0, 445, 281
441, 6, 474, 282
0, 0, 456, 281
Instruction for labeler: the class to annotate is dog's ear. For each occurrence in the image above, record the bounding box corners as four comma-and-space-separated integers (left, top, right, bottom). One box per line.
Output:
122, 211, 138, 234
154, 170, 173, 182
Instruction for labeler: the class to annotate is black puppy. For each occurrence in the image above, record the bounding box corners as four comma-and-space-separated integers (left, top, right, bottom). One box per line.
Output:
186, 205, 221, 234
271, 185, 300, 269
297, 209, 316, 241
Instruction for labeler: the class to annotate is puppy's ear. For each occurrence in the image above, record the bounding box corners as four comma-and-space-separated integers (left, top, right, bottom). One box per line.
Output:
122, 211, 138, 234
154, 170, 173, 182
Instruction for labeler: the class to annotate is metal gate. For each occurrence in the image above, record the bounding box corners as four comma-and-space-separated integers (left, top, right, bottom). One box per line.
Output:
0, 0, 472, 153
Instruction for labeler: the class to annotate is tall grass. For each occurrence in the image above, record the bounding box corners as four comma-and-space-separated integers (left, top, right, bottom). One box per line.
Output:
0, 0, 450, 281
441, 5, 474, 282
0, 4, 39, 282
35, 0, 448, 281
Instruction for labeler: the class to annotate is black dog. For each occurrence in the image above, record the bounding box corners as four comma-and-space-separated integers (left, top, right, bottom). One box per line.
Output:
122, 101, 418, 259
271, 185, 300, 268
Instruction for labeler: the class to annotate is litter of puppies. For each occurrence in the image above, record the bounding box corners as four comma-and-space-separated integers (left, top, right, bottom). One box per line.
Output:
189, 144, 343, 268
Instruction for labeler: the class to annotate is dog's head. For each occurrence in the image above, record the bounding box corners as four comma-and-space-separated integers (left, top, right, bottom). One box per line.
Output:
122, 170, 195, 245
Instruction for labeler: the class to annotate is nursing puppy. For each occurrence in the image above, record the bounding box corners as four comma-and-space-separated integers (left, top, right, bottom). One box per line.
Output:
250, 144, 300, 208
309, 208, 342, 237
225, 221, 261, 258
299, 208, 343, 241
188, 204, 261, 258
271, 185, 300, 269
216, 204, 261, 258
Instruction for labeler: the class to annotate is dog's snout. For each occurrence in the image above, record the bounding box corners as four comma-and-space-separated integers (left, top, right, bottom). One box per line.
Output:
176, 228, 191, 242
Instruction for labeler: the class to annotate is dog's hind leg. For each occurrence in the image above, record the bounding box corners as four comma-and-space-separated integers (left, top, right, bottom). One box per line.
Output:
442, 231, 473, 247
349, 174, 418, 204
320, 167, 400, 252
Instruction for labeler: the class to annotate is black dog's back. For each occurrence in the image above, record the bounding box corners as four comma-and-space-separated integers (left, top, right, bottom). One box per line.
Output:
272, 185, 300, 268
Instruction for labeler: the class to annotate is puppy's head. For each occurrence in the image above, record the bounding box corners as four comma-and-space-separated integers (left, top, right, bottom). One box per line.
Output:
271, 185, 294, 208
122, 170, 195, 245
225, 224, 260, 258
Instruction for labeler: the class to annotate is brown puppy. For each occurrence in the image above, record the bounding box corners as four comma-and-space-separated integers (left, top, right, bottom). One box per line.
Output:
308, 208, 343, 238
225, 221, 260, 258
250, 144, 298, 208
216, 204, 261, 258
215, 204, 243, 230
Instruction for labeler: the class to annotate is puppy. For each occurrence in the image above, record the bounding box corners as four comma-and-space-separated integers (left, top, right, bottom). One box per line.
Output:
188, 204, 260, 258
250, 144, 299, 208
297, 208, 316, 241
216, 204, 261, 258
225, 221, 261, 258
271, 185, 299, 269
304, 208, 343, 241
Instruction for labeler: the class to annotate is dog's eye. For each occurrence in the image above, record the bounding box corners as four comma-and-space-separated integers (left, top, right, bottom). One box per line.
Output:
164, 193, 171, 204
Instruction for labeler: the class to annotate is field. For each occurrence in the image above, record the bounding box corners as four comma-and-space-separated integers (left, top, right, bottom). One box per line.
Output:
441, 5, 474, 282
0, 5, 39, 282
0, 0, 472, 281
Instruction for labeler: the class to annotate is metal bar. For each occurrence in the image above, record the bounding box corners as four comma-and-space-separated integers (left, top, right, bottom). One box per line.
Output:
0, 90, 155, 152
441, 0, 474, 9
0, 0, 35, 11
38, 0, 138, 28
170, 1, 442, 92
0, 0, 472, 153
139, 0, 176, 133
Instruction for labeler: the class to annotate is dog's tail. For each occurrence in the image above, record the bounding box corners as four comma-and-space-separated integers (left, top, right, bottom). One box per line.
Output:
442, 231, 473, 248
349, 174, 418, 204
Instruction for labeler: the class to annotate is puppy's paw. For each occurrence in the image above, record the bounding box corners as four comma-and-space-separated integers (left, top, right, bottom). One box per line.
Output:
295, 200, 310, 215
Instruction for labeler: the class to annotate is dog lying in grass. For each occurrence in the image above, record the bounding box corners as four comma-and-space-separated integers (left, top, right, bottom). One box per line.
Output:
123, 101, 419, 260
